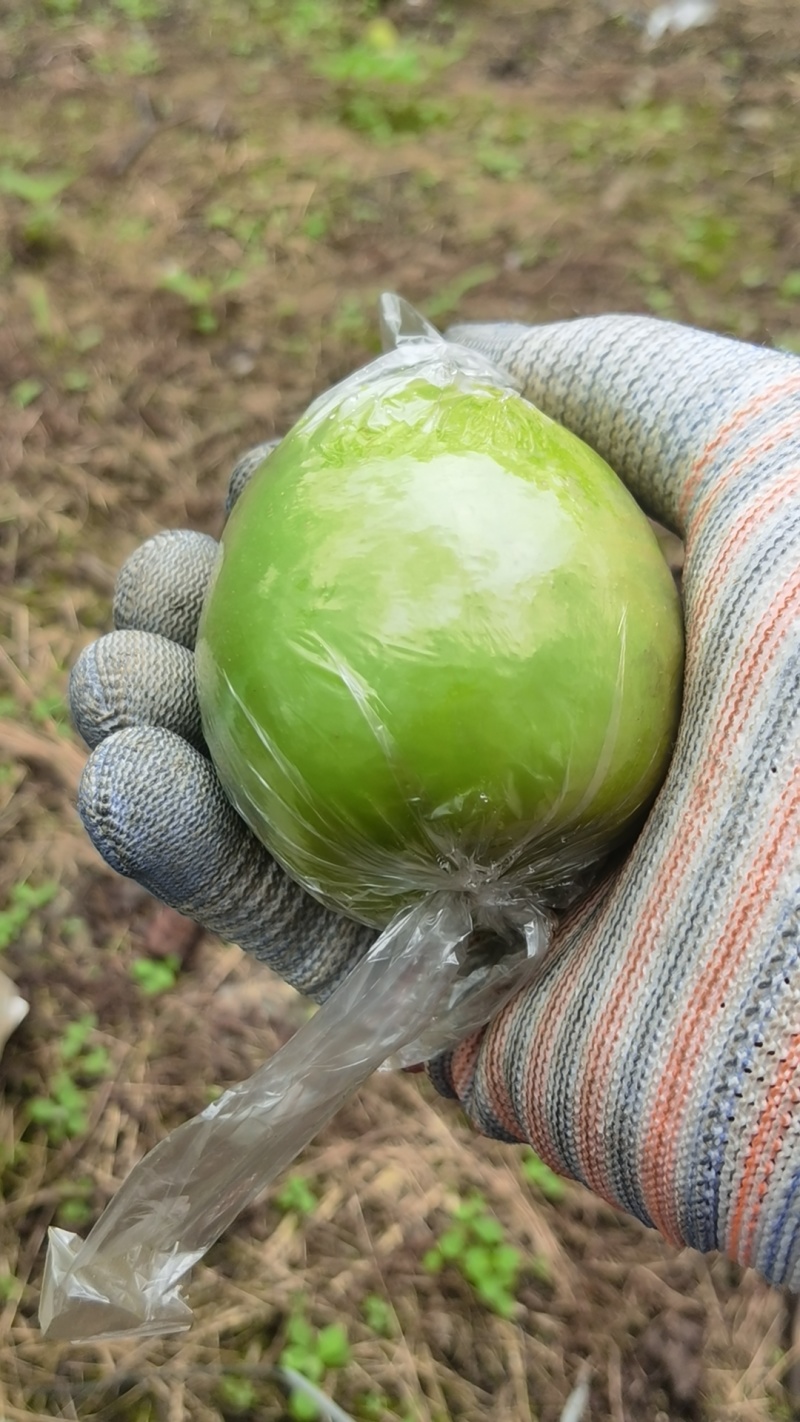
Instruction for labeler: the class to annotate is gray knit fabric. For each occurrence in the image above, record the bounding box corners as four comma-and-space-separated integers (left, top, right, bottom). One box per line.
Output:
78, 724, 373, 1000
70, 631, 205, 752
113, 529, 218, 650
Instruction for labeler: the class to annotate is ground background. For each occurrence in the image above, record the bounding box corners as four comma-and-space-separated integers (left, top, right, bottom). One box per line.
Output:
2, 0, 800, 1418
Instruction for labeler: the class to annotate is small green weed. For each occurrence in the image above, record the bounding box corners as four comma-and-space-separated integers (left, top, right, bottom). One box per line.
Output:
674, 214, 740, 282
361, 1291, 393, 1337
29, 1015, 111, 1145
320, 31, 424, 88
59, 1015, 111, 1076
89, 37, 163, 76
216, 1373, 257, 1414
315, 21, 454, 140
779, 271, 800, 301
0, 165, 72, 258
158, 266, 246, 334
564, 101, 688, 166
356, 1392, 393, 1420
60, 915, 85, 941
423, 263, 499, 322
23, 278, 57, 344
120, 37, 162, 75
57, 1195, 93, 1226
10, 378, 45, 409
204, 203, 267, 251
476, 145, 525, 181
129, 953, 180, 995
275, 1173, 318, 1217
424, 1193, 521, 1318
0, 166, 73, 206
276, 0, 348, 52
205, 202, 238, 232
301, 210, 330, 241
0, 881, 57, 952
0, 1273, 20, 1304
740, 265, 768, 291
112, 0, 166, 18
56, 1176, 95, 1228
280, 1305, 351, 1420
62, 368, 91, 394
521, 1148, 566, 1203
636, 261, 678, 317
73, 323, 103, 353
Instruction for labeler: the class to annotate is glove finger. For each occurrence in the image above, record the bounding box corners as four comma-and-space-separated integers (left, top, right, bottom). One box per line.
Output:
113, 529, 219, 650
69, 630, 205, 753
78, 725, 376, 1000
111, 442, 280, 648
225, 439, 281, 516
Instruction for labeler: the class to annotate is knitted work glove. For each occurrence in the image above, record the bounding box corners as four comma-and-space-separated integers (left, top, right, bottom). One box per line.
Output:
69, 443, 377, 1003
69, 315, 799, 1284
430, 314, 800, 1286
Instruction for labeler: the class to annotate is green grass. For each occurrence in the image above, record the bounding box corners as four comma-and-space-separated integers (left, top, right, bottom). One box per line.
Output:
158, 266, 247, 334
28, 1015, 112, 1146
315, 31, 456, 140
216, 1373, 257, 1413
0, 163, 73, 258
521, 1148, 567, 1203
10, 378, 45, 409
424, 1193, 524, 1319
279, 1305, 352, 1420
129, 953, 181, 995
0, 881, 58, 952
0, 165, 73, 205
275, 1174, 319, 1217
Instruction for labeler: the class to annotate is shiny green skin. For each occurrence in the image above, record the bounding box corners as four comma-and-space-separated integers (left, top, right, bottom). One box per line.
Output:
196, 375, 683, 927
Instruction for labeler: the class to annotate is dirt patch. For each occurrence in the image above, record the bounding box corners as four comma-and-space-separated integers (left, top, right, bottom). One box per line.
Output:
2, 1, 799, 1418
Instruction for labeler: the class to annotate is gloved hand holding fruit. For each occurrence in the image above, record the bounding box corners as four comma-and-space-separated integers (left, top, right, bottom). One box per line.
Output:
69, 306, 800, 1289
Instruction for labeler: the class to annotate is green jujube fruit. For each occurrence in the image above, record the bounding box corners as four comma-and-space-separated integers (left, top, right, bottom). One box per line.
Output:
196, 372, 684, 928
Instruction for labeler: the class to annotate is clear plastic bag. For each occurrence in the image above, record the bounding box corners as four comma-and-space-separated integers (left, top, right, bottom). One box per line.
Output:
40, 295, 682, 1342
40, 892, 549, 1341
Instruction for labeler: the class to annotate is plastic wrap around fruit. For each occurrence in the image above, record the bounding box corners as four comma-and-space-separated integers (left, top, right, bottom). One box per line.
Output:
196, 295, 683, 934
